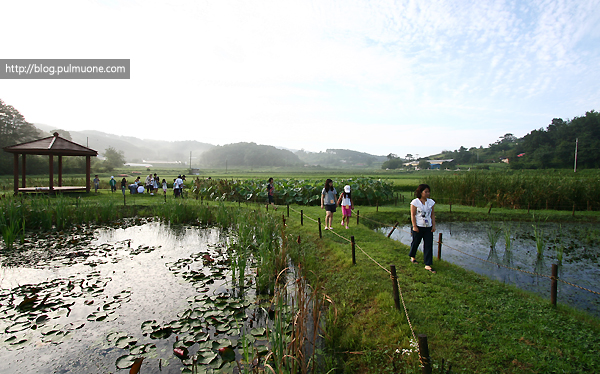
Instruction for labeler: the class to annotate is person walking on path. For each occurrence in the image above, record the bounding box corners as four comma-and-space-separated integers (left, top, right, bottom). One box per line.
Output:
93, 175, 100, 193
121, 177, 127, 196
109, 176, 117, 193
409, 183, 437, 273
266, 177, 277, 210
321, 178, 337, 230
337, 185, 353, 229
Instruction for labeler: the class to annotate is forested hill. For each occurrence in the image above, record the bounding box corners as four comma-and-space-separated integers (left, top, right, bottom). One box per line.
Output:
199, 142, 302, 167
511, 110, 600, 169
295, 149, 386, 168
437, 110, 599, 169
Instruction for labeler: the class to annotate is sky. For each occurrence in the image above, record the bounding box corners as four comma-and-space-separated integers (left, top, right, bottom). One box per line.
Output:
2, 0, 599, 158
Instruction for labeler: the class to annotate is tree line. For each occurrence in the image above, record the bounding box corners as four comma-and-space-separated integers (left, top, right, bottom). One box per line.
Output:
438, 110, 599, 169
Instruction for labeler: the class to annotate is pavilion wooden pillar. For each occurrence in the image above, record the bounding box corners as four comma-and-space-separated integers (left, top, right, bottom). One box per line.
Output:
21, 154, 27, 189
49, 154, 54, 192
86, 155, 91, 192
13, 153, 19, 194
58, 155, 63, 187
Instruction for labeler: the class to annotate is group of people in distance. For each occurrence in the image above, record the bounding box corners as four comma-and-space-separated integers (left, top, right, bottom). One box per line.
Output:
93, 173, 187, 197
270, 178, 437, 274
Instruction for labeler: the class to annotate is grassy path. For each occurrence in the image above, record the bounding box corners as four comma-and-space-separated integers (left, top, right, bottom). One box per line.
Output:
279, 204, 600, 373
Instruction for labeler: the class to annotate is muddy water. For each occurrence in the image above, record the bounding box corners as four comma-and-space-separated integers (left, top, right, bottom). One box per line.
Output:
0, 221, 271, 373
381, 222, 600, 319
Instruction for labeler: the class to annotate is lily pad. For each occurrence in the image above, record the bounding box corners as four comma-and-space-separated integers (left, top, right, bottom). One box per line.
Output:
115, 354, 139, 370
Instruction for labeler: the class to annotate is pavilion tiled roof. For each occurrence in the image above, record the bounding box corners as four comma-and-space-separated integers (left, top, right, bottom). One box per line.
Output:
3, 132, 97, 156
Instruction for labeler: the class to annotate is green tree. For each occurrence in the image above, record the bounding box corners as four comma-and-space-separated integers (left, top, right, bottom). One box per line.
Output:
0, 99, 41, 174
418, 160, 431, 169
103, 146, 126, 171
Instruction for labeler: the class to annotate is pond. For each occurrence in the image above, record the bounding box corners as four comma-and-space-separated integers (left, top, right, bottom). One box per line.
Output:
0, 220, 293, 373
380, 222, 600, 319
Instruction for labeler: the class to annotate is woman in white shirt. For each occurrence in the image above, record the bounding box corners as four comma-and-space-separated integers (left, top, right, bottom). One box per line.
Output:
409, 184, 436, 273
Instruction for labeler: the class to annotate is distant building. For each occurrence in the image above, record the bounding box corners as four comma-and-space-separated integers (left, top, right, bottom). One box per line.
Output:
404, 159, 454, 169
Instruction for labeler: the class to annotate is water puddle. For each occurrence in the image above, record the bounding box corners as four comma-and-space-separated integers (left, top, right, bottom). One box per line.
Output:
381, 222, 600, 318
0, 220, 285, 373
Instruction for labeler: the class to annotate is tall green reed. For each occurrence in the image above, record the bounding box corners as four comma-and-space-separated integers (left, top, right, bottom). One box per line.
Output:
486, 224, 501, 251
532, 224, 546, 257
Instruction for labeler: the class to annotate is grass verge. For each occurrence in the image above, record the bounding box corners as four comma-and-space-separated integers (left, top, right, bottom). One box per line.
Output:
282, 204, 600, 373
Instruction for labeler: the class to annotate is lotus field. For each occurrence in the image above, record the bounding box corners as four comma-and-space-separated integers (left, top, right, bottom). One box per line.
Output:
191, 177, 396, 206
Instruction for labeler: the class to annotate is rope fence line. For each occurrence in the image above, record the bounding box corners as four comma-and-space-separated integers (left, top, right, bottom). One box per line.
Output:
355, 212, 600, 296
287, 206, 418, 342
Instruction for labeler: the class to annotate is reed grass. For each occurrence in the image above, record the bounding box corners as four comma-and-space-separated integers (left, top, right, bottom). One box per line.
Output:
424, 171, 600, 211
533, 224, 546, 257
486, 224, 501, 251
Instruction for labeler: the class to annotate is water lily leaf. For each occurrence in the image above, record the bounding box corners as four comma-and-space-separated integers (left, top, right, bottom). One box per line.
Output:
116, 336, 137, 349
213, 338, 232, 349
107, 331, 128, 343
196, 351, 217, 364
256, 344, 269, 356
249, 327, 266, 337
150, 327, 172, 339
115, 354, 138, 370
6, 321, 31, 333
141, 320, 158, 334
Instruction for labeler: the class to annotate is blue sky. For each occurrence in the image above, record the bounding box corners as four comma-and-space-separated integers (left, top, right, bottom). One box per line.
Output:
2, 0, 599, 158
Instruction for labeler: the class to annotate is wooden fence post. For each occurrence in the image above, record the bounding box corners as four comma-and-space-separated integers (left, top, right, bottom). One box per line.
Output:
318, 218, 322, 238
376, 203, 379, 212
357, 210, 359, 225
301, 210, 303, 226
551, 264, 558, 307
351, 236, 356, 265
287, 204, 289, 217
387, 222, 399, 238
449, 202, 452, 213
418, 334, 432, 374
437, 233, 443, 260
572, 204, 576, 217
390, 265, 400, 310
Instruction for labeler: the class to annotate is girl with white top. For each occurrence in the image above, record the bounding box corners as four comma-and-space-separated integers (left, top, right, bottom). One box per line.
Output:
409, 183, 437, 273
337, 185, 353, 229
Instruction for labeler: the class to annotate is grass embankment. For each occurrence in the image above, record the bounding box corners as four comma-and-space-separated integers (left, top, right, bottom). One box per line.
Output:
281, 204, 600, 373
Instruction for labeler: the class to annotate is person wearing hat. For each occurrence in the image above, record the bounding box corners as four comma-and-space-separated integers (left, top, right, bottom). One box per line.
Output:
337, 185, 354, 229
109, 176, 117, 193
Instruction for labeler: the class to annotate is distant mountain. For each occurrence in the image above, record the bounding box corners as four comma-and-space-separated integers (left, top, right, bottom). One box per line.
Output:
34, 123, 214, 164
200, 142, 302, 167
32, 124, 387, 169
295, 149, 387, 168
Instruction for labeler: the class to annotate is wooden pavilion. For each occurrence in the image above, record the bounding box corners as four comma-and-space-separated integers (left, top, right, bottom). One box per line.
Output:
2, 132, 98, 194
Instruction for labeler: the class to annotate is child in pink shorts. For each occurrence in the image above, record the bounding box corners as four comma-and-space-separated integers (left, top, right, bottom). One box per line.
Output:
337, 185, 354, 229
